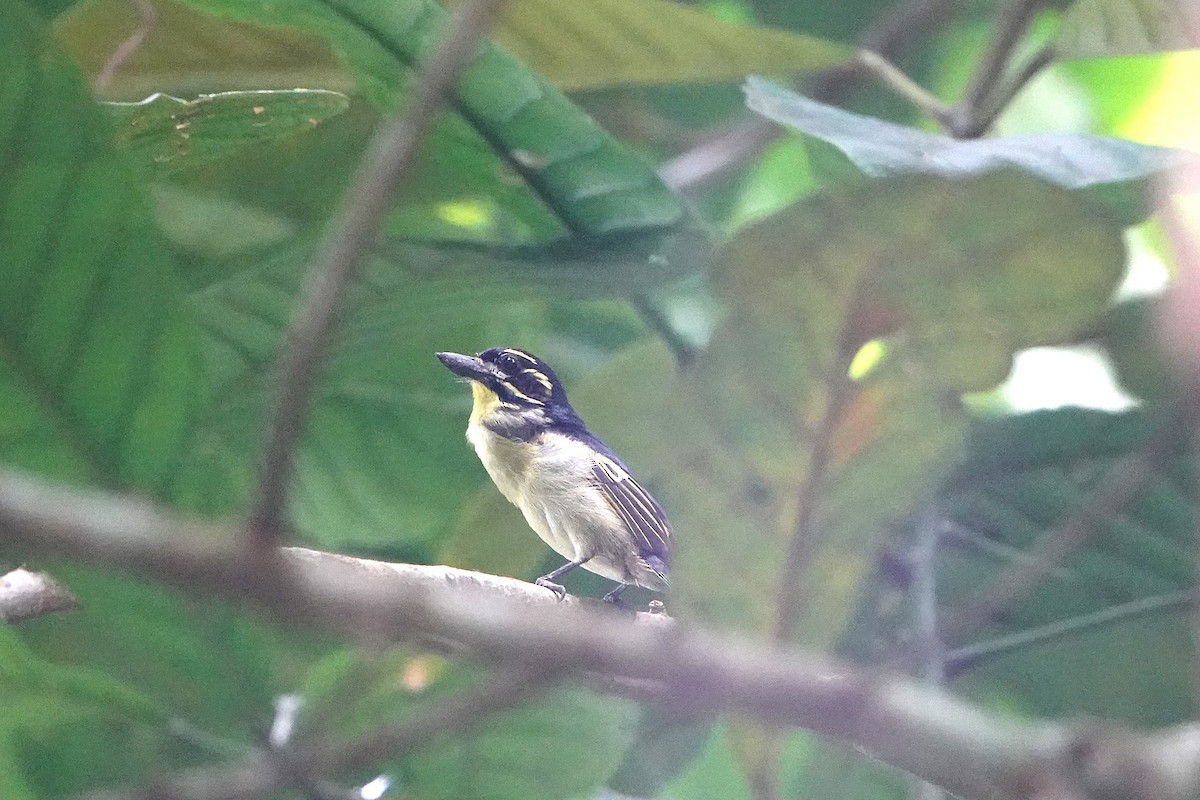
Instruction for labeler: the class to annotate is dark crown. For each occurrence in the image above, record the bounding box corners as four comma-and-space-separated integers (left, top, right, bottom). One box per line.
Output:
477, 347, 565, 409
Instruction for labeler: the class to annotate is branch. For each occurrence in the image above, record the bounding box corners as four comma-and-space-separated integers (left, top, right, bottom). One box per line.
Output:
937, 424, 1180, 647
7, 469, 1200, 799
246, 0, 506, 549
956, 0, 1047, 118
83, 667, 552, 800
0, 567, 77, 623
855, 49, 951, 124
774, 368, 853, 641
945, 589, 1195, 676
943, 0, 1052, 137
658, 0, 959, 191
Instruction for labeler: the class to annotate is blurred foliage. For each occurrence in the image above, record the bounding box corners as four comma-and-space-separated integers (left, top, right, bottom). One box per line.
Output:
1, 0, 1198, 796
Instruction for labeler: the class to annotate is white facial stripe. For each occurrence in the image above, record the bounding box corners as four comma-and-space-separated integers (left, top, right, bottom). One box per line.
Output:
502, 348, 538, 365
501, 379, 546, 406
522, 368, 553, 393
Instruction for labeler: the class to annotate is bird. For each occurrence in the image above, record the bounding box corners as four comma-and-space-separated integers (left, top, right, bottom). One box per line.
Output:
436, 347, 670, 604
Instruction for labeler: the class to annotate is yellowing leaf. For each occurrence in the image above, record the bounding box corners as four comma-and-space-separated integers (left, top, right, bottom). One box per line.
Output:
477, 0, 849, 91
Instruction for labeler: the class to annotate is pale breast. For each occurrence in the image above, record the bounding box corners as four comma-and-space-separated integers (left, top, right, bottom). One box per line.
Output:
466, 420, 536, 505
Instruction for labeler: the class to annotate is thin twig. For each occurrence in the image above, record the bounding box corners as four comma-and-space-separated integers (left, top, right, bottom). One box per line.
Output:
9, 469, 1200, 800
938, 423, 1181, 648
0, 567, 77, 623
658, 0, 960, 191
945, 589, 1195, 677
245, 0, 506, 551
630, 294, 697, 366
952, 43, 1054, 138
946, 0, 1050, 137
94, 0, 156, 94
855, 49, 952, 125
773, 372, 853, 641
84, 667, 551, 800
957, 0, 1048, 116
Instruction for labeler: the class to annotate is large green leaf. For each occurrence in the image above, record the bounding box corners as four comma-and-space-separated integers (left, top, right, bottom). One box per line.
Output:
744, 76, 1190, 224
105, 88, 349, 174
660, 724, 752, 800
450, 0, 849, 91
845, 408, 1196, 725
58, 0, 848, 95
173, 236, 545, 551
296, 654, 639, 800
176, 0, 688, 240
570, 170, 1123, 652
0, 0, 207, 490
402, 683, 637, 800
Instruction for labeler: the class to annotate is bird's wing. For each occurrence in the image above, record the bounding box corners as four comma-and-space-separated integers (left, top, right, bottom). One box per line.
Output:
590, 454, 670, 563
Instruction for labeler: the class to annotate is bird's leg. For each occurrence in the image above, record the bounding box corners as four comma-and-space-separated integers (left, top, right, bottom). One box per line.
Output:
602, 583, 629, 605
536, 558, 588, 600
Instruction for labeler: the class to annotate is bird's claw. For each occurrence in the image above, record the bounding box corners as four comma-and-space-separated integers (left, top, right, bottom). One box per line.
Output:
536, 576, 567, 600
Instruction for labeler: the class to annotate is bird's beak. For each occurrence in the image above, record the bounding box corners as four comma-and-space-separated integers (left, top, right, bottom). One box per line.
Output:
436, 351, 494, 383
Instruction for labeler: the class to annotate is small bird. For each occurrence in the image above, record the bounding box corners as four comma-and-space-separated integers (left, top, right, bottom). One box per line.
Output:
436, 347, 670, 604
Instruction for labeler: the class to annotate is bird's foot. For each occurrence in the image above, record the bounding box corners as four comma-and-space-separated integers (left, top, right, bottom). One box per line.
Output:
536, 576, 567, 600
602, 583, 629, 605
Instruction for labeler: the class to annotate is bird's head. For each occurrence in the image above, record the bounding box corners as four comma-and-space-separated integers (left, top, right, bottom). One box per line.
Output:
436, 347, 569, 417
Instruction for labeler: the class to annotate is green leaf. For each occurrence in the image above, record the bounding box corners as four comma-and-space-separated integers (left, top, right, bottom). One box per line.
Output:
607, 708, 715, 798
660, 724, 752, 800
722, 172, 1126, 393
174, 236, 546, 551
743, 76, 1190, 224
402, 683, 638, 800
59, 0, 848, 95
1056, 0, 1200, 58
296, 655, 638, 799
55, 0, 353, 98
0, 735, 35, 800
457, 0, 849, 91
847, 408, 1197, 724
177, 0, 689, 239
104, 89, 350, 174
0, 0, 208, 489
376, 222, 712, 296
777, 731, 906, 800
0, 628, 161, 727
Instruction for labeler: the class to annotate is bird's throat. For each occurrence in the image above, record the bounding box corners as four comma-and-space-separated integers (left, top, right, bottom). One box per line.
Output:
468, 381, 501, 426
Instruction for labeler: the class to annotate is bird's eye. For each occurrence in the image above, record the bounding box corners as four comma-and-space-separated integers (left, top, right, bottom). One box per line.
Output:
497, 353, 518, 370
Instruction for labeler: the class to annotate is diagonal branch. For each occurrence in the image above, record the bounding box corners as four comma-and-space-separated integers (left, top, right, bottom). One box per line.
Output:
10, 468, 1200, 799
246, 0, 506, 551
945, 589, 1196, 676
937, 420, 1183, 648
82, 666, 553, 800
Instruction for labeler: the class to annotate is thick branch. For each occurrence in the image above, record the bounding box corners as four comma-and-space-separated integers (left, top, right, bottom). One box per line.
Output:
0, 567, 77, 623
6, 470, 1200, 799
247, 0, 505, 548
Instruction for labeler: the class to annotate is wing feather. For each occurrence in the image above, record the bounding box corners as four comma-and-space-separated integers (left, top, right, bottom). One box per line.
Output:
590, 455, 670, 562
